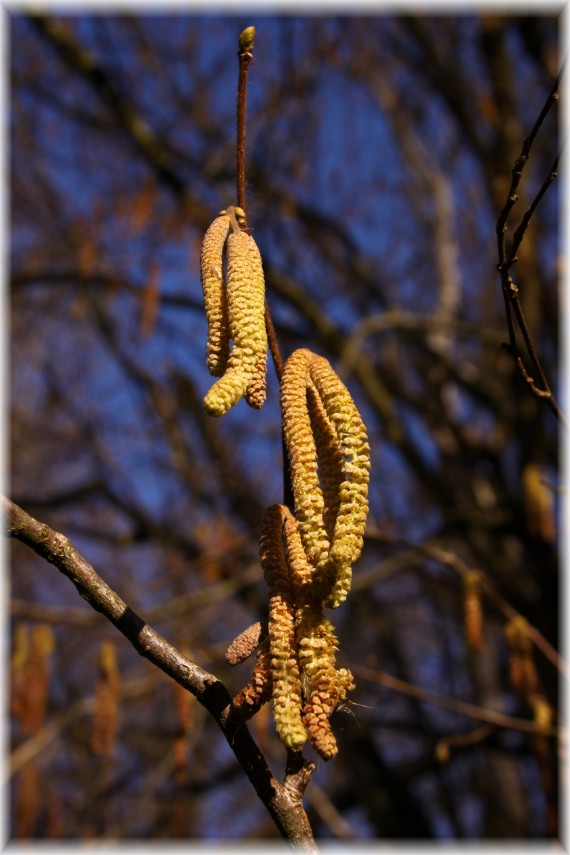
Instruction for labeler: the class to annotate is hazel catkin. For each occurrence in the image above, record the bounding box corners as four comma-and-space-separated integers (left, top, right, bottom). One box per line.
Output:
200, 213, 231, 377
280, 348, 370, 607
203, 229, 267, 416
260, 505, 307, 751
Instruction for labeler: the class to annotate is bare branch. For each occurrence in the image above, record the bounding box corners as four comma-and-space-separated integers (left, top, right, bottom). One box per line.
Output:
353, 663, 560, 738
4, 495, 317, 849
495, 63, 565, 421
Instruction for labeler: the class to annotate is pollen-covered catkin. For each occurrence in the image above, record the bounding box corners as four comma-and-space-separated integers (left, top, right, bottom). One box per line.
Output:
204, 229, 267, 416
260, 505, 307, 751
200, 213, 231, 377
297, 614, 343, 761
91, 641, 120, 756
309, 353, 370, 607
245, 348, 268, 409
464, 571, 484, 651
505, 616, 538, 703
283, 514, 352, 760
226, 621, 265, 666
281, 349, 329, 568
231, 639, 273, 720
307, 384, 344, 543
281, 348, 370, 608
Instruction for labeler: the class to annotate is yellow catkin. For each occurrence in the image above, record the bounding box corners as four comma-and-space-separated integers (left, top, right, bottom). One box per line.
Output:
200, 213, 231, 377
504, 616, 538, 703
297, 612, 343, 760
245, 347, 268, 409
91, 640, 120, 756
204, 229, 267, 416
260, 505, 307, 751
281, 349, 330, 568
303, 683, 339, 760
464, 571, 484, 651
309, 353, 370, 607
231, 639, 273, 720
11, 623, 29, 722
226, 621, 265, 665
523, 463, 556, 542
531, 694, 552, 782
20, 624, 55, 737
307, 384, 344, 542
532, 694, 552, 734
16, 764, 41, 838
280, 348, 370, 608
284, 514, 352, 760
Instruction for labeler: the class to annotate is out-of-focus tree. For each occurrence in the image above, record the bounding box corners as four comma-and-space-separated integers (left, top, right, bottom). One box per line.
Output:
8, 11, 561, 843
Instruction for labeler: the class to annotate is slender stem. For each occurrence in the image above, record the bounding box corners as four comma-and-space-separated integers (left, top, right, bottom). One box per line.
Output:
353, 663, 559, 738
507, 152, 561, 268
495, 63, 565, 422
235, 27, 292, 509
496, 63, 565, 267
236, 31, 254, 220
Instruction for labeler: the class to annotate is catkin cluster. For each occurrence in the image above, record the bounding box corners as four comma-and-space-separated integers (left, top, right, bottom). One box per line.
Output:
200, 206, 268, 416
199, 211, 370, 760
223, 350, 369, 760
226, 504, 356, 759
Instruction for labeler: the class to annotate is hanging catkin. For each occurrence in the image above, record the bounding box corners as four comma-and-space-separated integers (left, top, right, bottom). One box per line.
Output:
230, 639, 273, 720
200, 206, 267, 413
281, 348, 370, 607
281, 349, 330, 569
200, 212, 231, 377
226, 621, 265, 666
284, 512, 354, 759
260, 505, 307, 751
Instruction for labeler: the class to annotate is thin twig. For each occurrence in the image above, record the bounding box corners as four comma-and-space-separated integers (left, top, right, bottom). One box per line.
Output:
235, 27, 291, 509
495, 63, 565, 421
496, 62, 565, 267
353, 663, 560, 738
507, 152, 561, 267
235, 27, 285, 382
236, 27, 255, 219
435, 724, 495, 762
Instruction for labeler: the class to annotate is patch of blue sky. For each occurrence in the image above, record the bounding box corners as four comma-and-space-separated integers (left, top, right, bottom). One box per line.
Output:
364, 439, 444, 542
397, 401, 442, 471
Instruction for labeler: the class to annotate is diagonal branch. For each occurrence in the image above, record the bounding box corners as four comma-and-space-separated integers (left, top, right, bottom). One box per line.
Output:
353, 663, 560, 738
4, 495, 317, 850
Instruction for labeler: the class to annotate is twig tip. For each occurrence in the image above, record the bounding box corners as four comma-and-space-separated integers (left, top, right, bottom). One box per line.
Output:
239, 26, 255, 54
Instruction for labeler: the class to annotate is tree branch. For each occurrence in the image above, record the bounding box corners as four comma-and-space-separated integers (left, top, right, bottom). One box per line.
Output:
4, 495, 317, 849
353, 663, 559, 738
